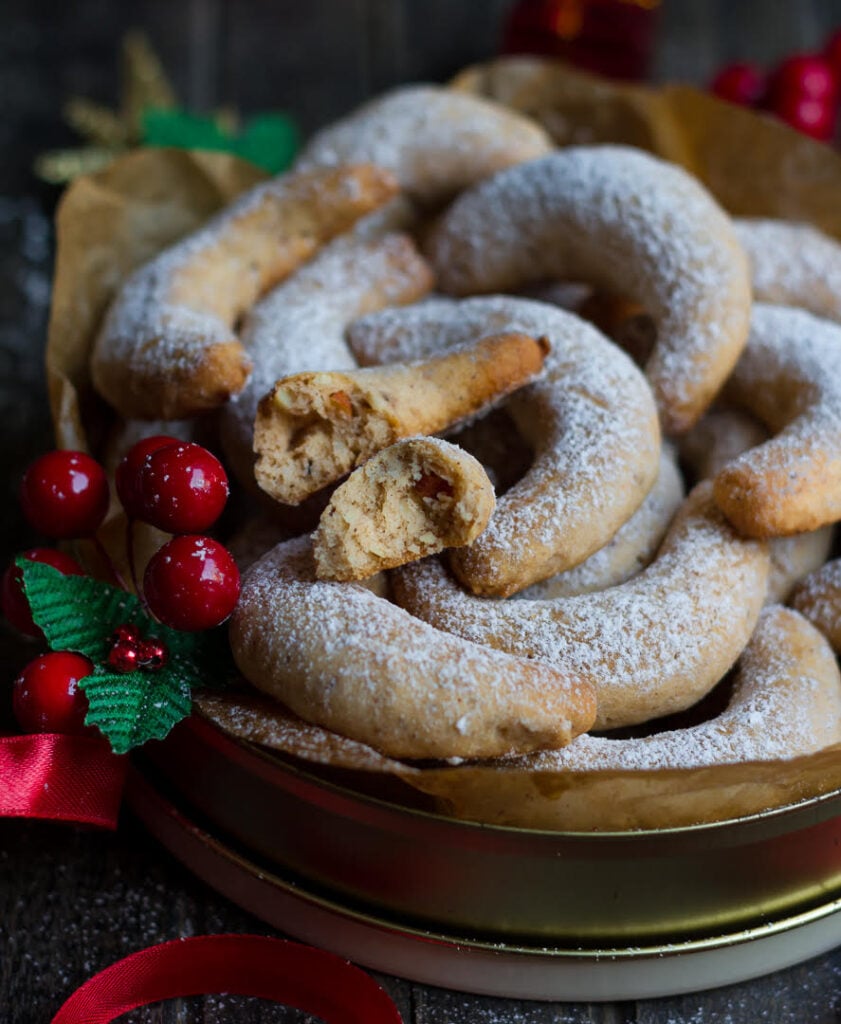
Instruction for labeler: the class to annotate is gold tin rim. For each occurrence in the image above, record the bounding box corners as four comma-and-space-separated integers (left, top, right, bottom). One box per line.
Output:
142, 716, 841, 945
130, 760, 841, 961
201, 716, 841, 841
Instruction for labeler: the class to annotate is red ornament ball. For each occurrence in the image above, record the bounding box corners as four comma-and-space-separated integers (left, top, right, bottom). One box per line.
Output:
1, 547, 85, 637
143, 535, 240, 632
12, 651, 93, 734
772, 92, 837, 141
710, 62, 766, 106
115, 434, 182, 519
768, 53, 838, 105
134, 442, 229, 534
20, 450, 109, 539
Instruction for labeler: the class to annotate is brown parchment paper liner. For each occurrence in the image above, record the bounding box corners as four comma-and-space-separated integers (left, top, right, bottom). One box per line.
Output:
48, 149, 265, 579
46, 66, 841, 831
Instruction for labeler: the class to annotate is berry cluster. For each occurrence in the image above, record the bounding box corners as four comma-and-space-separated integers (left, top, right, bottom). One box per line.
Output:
711, 30, 841, 142
2, 439, 240, 737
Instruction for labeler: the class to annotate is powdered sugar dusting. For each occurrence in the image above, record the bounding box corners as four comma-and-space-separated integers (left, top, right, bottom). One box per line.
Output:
92, 166, 399, 417
392, 482, 770, 730
515, 445, 684, 599
94, 249, 232, 381
220, 232, 430, 481
428, 145, 751, 431
295, 84, 552, 206
349, 295, 660, 593
228, 536, 594, 759
718, 304, 841, 526
736, 218, 841, 324
93, 175, 302, 384
509, 606, 841, 771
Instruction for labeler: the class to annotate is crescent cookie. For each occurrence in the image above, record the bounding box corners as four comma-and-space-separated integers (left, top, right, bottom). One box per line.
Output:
228, 536, 597, 761
735, 218, 841, 324
219, 232, 433, 488
507, 605, 841, 772
312, 437, 496, 582
427, 146, 752, 434
680, 407, 833, 603
253, 331, 550, 505
714, 304, 841, 537
294, 85, 553, 208
514, 445, 684, 600
791, 559, 841, 655
347, 295, 661, 597
391, 481, 770, 731
92, 164, 399, 421
427, 605, 841, 830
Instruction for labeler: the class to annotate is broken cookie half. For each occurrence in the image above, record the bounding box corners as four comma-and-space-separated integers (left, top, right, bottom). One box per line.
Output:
312, 436, 495, 582
252, 331, 549, 505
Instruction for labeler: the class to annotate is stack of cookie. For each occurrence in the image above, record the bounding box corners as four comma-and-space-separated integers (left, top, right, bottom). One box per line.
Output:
80, 79, 841, 828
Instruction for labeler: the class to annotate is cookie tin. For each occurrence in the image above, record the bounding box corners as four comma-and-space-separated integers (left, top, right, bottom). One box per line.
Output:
138, 715, 841, 955
126, 763, 841, 1002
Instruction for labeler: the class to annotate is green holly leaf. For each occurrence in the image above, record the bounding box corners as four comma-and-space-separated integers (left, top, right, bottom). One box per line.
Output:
20, 559, 145, 663
18, 559, 236, 753
141, 107, 299, 173
80, 670, 193, 756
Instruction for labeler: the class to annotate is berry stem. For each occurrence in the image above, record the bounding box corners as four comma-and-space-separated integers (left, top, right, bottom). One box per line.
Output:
126, 517, 139, 594
91, 534, 129, 592
124, 517, 152, 614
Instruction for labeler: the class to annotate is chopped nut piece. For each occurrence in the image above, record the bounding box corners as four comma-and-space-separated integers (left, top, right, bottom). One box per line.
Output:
329, 390, 354, 417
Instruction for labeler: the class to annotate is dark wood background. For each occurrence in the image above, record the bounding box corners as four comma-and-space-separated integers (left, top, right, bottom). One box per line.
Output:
4, 1, 841, 1021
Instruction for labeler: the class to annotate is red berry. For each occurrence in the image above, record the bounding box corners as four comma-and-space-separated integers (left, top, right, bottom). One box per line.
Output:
144, 535, 240, 631
1, 548, 85, 637
20, 450, 109, 539
109, 623, 142, 647
772, 92, 836, 141
12, 651, 92, 734
137, 638, 168, 670
115, 435, 182, 519
134, 443, 229, 534
107, 639, 141, 673
768, 53, 838, 105
710, 62, 766, 106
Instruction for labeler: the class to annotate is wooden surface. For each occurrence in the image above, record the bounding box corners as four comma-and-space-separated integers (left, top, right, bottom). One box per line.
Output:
4, 1, 841, 1020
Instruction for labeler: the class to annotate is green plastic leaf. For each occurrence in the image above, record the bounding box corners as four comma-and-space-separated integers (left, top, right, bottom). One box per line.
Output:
233, 113, 300, 174
142, 108, 234, 151
80, 669, 193, 755
18, 560, 237, 752
19, 559, 145, 664
141, 106, 299, 173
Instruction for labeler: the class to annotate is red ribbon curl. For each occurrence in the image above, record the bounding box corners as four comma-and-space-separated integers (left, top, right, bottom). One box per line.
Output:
3, 737, 401, 1020
50, 934, 403, 1023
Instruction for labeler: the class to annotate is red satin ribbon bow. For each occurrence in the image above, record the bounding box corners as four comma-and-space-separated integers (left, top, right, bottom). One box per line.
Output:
50, 934, 403, 1023
0, 733, 126, 828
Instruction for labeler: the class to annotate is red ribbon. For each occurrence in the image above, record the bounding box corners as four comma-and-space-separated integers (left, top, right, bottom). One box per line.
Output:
4, 738, 401, 1019
0, 733, 126, 828
50, 934, 403, 1023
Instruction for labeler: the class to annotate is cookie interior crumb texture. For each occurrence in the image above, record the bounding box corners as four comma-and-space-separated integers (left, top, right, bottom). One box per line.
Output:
313, 436, 496, 581
253, 331, 549, 505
